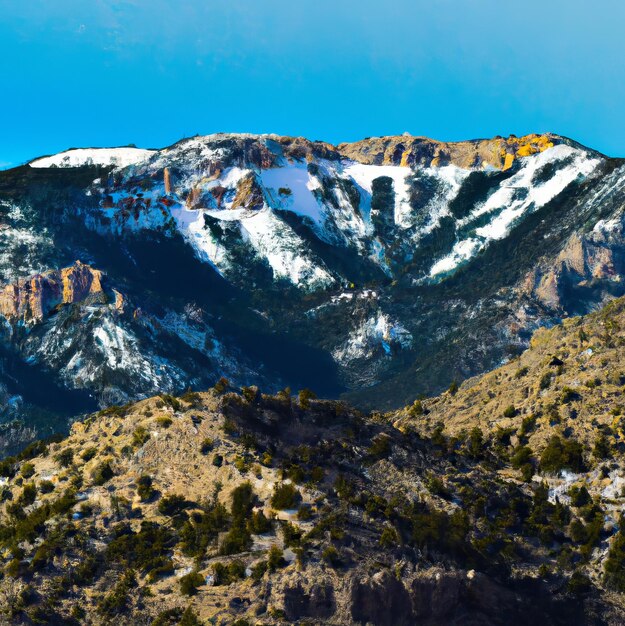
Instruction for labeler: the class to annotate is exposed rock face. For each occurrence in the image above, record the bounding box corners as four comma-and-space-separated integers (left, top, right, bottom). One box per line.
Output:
231, 172, 265, 210
0, 261, 104, 323
348, 569, 586, 626
337, 132, 559, 169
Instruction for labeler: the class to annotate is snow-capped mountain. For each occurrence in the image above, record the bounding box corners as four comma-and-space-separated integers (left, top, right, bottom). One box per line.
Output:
1, 131, 624, 449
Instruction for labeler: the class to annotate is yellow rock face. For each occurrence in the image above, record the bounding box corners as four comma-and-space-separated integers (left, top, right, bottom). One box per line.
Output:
338, 133, 559, 171
0, 261, 106, 323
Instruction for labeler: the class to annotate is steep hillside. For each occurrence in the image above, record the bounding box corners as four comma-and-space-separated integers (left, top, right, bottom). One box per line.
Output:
4, 292, 625, 626
2, 131, 625, 447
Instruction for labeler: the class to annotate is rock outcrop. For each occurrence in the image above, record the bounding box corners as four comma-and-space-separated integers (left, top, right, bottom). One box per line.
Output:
337, 132, 559, 169
0, 261, 105, 323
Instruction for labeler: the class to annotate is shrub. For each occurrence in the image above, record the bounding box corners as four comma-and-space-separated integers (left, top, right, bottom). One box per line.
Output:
92, 461, 114, 485
297, 505, 312, 521
568, 570, 592, 594
39, 480, 54, 494
448, 380, 459, 395
200, 438, 214, 455
179, 571, 204, 596
132, 426, 150, 447
98, 569, 136, 616
298, 388, 317, 409
368, 434, 391, 459
379, 526, 400, 548
321, 545, 341, 567
179, 606, 202, 626
136, 475, 155, 501
539, 372, 552, 390
55, 448, 74, 468
409, 400, 424, 416
569, 485, 591, 508
19, 483, 37, 506
220, 525, 252, 555
503, 405, 517, 418
213, 560, 245, 585
310, 466, 324, 483
271, 483, 300, 510
539, 436, 586, 474
248, 510, 272, 534
560, 387, 580, 404
466, 427, 484, 459
21, 463, 35, 478
156, 416, 173, 429
212, 454, 223, 467
158, 494, 187, 516
250, 560, 268, 582
267, 545, 285, 571
230, 482, 254, 519
518, 414, 537, 437
592, 433, 611, 460
282, 522, 302, 547
242, 386, 259, 404
81, 447, 97, 461
604, 516, 625, 591
179, 501, 228, 557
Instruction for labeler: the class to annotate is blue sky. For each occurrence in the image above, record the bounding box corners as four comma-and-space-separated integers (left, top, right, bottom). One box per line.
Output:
1, 0, 624, 167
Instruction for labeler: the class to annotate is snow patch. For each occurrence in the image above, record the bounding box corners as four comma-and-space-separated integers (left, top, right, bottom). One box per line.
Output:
30, 147, 155, 169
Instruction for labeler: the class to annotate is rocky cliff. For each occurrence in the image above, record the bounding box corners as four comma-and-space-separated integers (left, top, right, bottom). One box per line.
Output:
0, 261, 104, 323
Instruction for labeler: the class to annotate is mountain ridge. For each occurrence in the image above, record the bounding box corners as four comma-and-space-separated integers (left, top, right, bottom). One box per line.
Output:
1, 129, 625, 451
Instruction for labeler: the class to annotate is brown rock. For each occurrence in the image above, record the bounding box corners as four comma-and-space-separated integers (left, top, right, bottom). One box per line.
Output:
0, 261, 105, 323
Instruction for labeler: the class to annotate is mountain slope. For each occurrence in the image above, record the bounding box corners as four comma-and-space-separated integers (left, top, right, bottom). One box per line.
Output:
4, 293, 625, 623
1, 132, 625, 445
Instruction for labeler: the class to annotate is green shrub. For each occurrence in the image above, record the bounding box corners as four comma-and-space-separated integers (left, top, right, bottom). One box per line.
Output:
98, 569, 136, 616
569, 485, 591, 507
592, 433, 611, 460
92, 461, 114, 485
271, 483, 300, 510
39, 480, 54, 494
136, 475, 155, 501
19, 483, 37, 506
21, 463, 35, 478
213, 377, 230, 394
539, 372, 552, 390
213, 560, 245, 585
321, 545, 341, 567
605, 516, 625, 591
248, 509, 272, 534
379, 526, 400, 548
200, 438, 214, 455
132, 426, 150, 447
156, 416, 173, 429
503, 405, 517, 418
55, 448, 74, 468
539, 436, 586, 474
267, 545, 285, 571
250, 560, 268, 582
158, 494, 187, 516
81, 447, 97, 461
220, 525, 252, 555
179, 571, 204, 596
298, 388, 317, 409
368, 434, 391, 459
